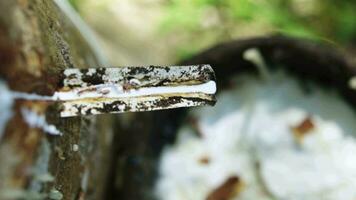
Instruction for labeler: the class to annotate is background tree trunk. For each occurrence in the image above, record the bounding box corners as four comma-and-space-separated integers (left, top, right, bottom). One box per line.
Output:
0, 0, 114, 199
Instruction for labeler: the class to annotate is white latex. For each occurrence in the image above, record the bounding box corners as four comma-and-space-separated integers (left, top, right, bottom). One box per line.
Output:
156, 71, 356, 200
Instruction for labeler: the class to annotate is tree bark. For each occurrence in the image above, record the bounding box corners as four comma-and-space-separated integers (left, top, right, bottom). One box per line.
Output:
0, 0, 113, 199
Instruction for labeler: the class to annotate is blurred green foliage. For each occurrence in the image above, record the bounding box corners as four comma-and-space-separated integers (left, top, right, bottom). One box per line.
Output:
68, 0, 81, 11
160, 0, 356, 59
68, 0, 356, 60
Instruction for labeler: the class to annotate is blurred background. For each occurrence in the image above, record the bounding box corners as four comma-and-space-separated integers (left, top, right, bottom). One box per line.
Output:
68, 0, 356, 65
66, 1, 356, 199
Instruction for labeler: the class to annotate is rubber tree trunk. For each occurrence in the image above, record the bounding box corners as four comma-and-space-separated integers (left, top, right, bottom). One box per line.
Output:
0, 1, 113, 199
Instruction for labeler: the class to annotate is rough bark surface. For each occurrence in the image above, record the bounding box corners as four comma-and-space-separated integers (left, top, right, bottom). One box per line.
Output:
0, 0, 113, 199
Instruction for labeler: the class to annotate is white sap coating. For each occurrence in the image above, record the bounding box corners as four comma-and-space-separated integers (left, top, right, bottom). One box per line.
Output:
11, 92, 53, 101
2, 72, 215, 103
86, 68, 97, 76
21, 108, 62, 136
129, 78, 141, 85
60, 95, 205, 117
53, 81, 216, 101
63, 69, 86, 87
60, 105, 80, 117
1, 65, 216, 117
0, 81, 63, 139
0, 81, 14, 141
99, 65, 212, 83
155, 71, 356, 200
72, 144, 79, 152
